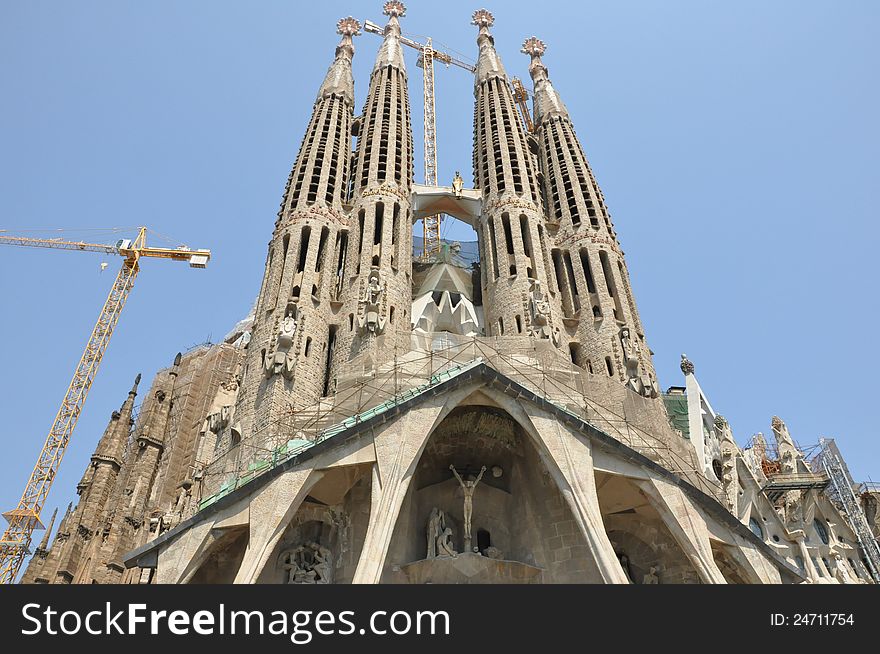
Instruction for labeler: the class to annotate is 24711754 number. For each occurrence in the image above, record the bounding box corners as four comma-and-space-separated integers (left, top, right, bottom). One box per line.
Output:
771, 614, 854, 626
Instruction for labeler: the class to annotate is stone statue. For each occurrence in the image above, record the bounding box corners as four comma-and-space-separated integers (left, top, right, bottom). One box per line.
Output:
280, 550, 304, 584
528, 280, 556, 342
279, 542, 333, 584
832, 552, 853, 585
452, 171, 464, 197
357, 269, 387, 335
309, 541, 333, 584
642, 566, 659, 584
450, 464, 486, 550
436, 527, 457, 558
265, 305, 297, 379
426, 507, 446, 559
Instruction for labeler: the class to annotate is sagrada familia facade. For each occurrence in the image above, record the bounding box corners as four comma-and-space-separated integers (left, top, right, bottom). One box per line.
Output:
21, 3, 879, 584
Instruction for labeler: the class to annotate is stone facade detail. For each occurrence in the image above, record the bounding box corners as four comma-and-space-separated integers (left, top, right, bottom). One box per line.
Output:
22, 4, 876, 587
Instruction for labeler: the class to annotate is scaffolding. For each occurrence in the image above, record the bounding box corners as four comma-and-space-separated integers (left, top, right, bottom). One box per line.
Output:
810, 438, 880, 582
195, 334, 721, 511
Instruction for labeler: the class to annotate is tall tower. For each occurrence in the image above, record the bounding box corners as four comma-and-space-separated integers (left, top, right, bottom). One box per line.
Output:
471, 10, 563, 345
522, 37, 658, 396
41, 376, 139, 583
96, 354, 181, 582
232, 17, 362, 447
332, 0, 414, 378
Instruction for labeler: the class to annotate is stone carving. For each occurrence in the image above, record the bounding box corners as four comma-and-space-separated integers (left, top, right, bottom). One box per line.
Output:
620, 327, 657, 397
642, 566, 659, 584
279, 542, 333, 584
264, 305, 297, 379
483, 546, 504, 560
450, 464, 486, 551
436, 527, 457, 558
357, 269, 387, 335
716, 415, 739, 513
680, 353, 694, 375
452, 171, 464, 197
426, 507, 446, 559
831, 552, 853, 584
528, 280, 558, 344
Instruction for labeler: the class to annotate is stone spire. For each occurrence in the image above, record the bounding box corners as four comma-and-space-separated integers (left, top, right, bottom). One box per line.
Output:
233, 15, 365, 447
92, 374, 139, 467
19, 506, 58, 583
372, 2, 407, 73
472, 9, 507, 85
318, 17, 361, 105
330, 1, 414, 382
522, 38, 657, 395
470, 10, 562, 347
771, 416, 802, 473
521, 37, 569, 125
35, 508, 57, 554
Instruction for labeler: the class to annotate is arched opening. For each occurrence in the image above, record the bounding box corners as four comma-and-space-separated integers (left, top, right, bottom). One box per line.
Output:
595, 472, 702, 584
188, 527, 248, 584
383, 403, 605, 583
477, 528, 491, 554
256, 466, 372, 584
711, 541, 752, 584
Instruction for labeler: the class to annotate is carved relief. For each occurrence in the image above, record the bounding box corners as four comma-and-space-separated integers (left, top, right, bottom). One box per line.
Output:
278, 542, 333, 584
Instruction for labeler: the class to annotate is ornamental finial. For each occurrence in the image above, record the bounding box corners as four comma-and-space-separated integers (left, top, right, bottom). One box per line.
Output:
521, 36, 546, 58
337, 16, 362, 37
680, 353, 694, 375
383, 1, 406, 18
471, 8, 494, 29
714, 415, 728, 430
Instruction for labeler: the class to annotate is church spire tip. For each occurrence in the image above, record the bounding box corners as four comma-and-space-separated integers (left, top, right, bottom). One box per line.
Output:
383, 1, 406, 19
471, 8, 494, 30
521, 36, 546, 58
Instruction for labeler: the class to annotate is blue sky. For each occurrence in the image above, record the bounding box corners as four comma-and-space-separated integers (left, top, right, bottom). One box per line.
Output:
1, 0, 878, 537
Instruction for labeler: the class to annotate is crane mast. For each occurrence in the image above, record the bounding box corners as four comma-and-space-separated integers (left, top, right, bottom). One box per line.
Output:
363, 19, 474, 260
0, 227, 209, 583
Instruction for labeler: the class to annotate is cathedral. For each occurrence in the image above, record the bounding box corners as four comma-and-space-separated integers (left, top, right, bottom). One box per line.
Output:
21, 3, 880, 584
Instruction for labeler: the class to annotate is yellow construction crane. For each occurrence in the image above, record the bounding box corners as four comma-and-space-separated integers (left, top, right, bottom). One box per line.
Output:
363, 19, 474, 260
511, 77, 535, 133
0, 226, 209, 583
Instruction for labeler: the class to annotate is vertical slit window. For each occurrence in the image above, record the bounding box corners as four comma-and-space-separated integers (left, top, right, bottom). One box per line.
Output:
356, 209, 365, 275
489, 218, 500, 279
519, 214, 537, 279
563, 251, 580, 312
296, 226, 311, 273
322, 326, 338, 397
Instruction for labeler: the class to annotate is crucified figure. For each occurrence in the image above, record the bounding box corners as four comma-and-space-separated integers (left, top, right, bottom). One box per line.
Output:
449, 464, 486, 544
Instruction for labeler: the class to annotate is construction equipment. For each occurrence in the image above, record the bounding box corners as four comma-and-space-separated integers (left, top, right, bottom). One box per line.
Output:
810, 438, 880, 582
0, 227, 209, 583
363, 19, 474, 260
511, 77, 534, 133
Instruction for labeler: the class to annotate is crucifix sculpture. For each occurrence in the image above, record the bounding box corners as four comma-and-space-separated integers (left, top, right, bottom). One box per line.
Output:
449, 464, 486, 552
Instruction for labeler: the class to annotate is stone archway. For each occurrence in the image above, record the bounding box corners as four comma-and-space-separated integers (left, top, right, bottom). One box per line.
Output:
382, 404, 606, 583
595, 472, 701, 584
710, 541, 752, 584
187, 527, 249, 584
255, 465, 372, 584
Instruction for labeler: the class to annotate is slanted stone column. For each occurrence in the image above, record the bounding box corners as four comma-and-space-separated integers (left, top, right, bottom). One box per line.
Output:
635, 477, 728, 584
